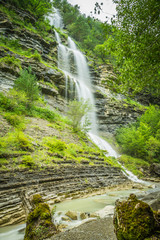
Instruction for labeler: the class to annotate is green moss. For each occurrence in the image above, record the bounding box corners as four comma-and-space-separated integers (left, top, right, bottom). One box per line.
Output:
0, 55, 22, 69
24, 194, 57, 240
114, 194, 156, 240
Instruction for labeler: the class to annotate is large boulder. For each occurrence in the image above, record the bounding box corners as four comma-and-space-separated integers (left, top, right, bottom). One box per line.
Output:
113, 194, 158, 240
24, 194, 57, 240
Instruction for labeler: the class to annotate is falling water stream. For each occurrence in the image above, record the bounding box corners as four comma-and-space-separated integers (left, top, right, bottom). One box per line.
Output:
53, 8, 146, 184
0, 6, 153, 240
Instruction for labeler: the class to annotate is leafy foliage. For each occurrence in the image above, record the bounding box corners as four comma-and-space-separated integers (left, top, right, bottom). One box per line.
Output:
5, 0, 52, 19
105, 0, 160, 97
52, 0, 110, 58
67, 99, 92, 132
0, 131, 33, 153
116, 106, 160, 162
0, 55, 21, 69
14, 68, 40, 104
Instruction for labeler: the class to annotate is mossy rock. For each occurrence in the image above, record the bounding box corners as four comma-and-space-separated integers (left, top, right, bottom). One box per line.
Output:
113, 194, 156, 240
24, 194, 57, 240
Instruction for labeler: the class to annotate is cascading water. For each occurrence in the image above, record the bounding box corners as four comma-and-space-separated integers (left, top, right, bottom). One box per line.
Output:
48, 8, 145, 184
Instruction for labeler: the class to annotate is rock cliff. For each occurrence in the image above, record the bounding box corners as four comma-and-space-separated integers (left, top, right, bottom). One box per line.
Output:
0, 163, 128, 226
0, 4, 144, 135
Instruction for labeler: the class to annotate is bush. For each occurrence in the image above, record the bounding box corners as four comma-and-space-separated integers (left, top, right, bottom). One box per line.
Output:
0, 55, 21, 69
45, 138, 67, 152
116, 106, 160, 162
0, 131, 33, 153
67, 99, 92, 132
4, 112, 25, 129
14, 67, 40, 104
32, 50, 42, 62
21, 155, 36, 168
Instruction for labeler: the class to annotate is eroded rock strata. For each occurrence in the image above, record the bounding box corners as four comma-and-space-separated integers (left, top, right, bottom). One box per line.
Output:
0, 164, 128, 226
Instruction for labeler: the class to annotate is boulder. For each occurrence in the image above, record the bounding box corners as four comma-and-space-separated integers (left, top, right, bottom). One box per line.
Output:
113, 194, 157, 240
65, 211, 78, 220
24, 194, 57, 240
150, 163, 160, 177
80, 212, 87, 220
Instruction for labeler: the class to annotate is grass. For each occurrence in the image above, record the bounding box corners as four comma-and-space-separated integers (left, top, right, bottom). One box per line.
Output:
0, 55, 22, 70
122, 98, 147, 111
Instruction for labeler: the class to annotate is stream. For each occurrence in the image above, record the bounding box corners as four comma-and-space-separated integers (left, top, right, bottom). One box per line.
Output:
0, 187, 153, 240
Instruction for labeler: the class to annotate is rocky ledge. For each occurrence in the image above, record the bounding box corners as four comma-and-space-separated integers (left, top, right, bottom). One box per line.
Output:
0, 162, 128, 227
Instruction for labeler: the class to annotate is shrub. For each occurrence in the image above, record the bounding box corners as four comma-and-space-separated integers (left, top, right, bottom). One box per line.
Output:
67, 99, 92, 132
32, 50, 42, 62
31, 106, 56, 121
0, 131, 33, 153
21, 155, 36, 168
4, 112, 25, 129
116, 105, 160, 162
45, 138, 67, 152
14, 67, 40, 104
0, 55, 21, 69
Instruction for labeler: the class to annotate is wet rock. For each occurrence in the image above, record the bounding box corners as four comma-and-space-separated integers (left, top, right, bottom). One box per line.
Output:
141, 190, 160, 211
113, 194, 159, 240
61, 216, 71, 222
65, 211, 78, 220
150, 163, 160, 177
80, 212, 87, 220
96, 205, 114, 218
24, 194, 57, 240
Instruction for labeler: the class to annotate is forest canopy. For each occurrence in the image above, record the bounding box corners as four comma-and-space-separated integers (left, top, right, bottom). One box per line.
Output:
103, 0, 160, 98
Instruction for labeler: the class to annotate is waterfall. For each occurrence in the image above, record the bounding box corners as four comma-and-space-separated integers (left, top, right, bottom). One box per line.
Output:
47, 8, 63, 29
47, 8, 145, 184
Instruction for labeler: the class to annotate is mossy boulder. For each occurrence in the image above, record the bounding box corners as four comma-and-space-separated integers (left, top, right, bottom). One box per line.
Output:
113, 194, 156, 240
24, 194, 57, 240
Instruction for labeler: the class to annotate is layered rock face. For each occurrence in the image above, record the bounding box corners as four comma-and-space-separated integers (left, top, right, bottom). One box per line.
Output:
0, 7, 67, 111
92, 65, 144, 135
0, 162, 128, 226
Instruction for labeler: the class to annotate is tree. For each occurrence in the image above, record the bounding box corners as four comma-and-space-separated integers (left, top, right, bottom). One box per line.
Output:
14, 68, 40, 105
98, 0, 160, 97
100, 0, 160, 98
67, 99, 92, 132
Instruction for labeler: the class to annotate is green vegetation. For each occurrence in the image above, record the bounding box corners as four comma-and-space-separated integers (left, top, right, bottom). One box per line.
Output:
5, 0, 52, 19
52, 0, 111, 61
24, 194, 57, 240
99, 0, 160, 98
67, 99, 92, 132
116, 106, 160, 165
3, 112, 25, 129
114, 194, 156, 240
14, 68, 40, 104
118, 155, 150, 177
0, 130, 33, 153
0, 55, 21, 70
